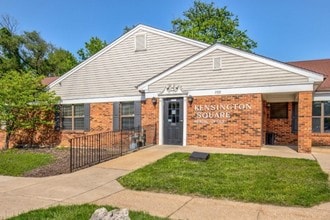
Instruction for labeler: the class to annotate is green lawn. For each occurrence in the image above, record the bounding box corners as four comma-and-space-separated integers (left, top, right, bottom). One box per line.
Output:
0, 149, 54, 176
7, 204, 168, 220
118, 153, 330, 207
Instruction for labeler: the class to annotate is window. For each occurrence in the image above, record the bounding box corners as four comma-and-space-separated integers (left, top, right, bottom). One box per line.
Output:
312, 101, 330, 133
135, 34, 147, 51
121, 102, 135, 130
213, 57, 222, 70
62, 104, 85, 130
292, 102, 298, 133
270, 103, 288, 119
113, 101, 141, 131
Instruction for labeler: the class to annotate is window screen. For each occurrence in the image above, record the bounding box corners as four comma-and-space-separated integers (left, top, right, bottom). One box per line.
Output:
312, 101, 330, 133
270, 103, 288, 119
61, 104, 85, 130
121, 102, 135, 130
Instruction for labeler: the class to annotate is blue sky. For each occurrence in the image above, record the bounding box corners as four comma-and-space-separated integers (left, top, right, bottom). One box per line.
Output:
1, 0, 329, 62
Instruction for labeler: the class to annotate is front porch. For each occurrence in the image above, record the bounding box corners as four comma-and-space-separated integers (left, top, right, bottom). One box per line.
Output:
262, 91, 313, 153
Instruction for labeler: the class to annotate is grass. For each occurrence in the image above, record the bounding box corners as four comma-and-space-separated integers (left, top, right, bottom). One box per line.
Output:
7, 204, 168, 220
0, 149, 54, 176
118, 153, 330, 207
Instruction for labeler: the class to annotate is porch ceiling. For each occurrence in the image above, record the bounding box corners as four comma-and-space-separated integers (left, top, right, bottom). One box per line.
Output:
263, 93, 297, 103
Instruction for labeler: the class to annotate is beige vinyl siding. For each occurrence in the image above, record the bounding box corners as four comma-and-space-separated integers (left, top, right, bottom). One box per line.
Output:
51, 30, 203, 100
148, 50, 309, 92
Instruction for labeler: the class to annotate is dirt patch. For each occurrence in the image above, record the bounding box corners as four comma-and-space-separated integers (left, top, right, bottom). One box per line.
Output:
19, 148, 71, 177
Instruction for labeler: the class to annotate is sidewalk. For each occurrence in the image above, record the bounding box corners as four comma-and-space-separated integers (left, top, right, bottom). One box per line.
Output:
0, 145, 329, 219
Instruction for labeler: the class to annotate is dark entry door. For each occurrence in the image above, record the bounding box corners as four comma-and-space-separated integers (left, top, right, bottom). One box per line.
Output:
164, 98, 183, 145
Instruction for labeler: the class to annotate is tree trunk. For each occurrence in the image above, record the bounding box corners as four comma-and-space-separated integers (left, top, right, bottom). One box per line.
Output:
4, 132, 11, 150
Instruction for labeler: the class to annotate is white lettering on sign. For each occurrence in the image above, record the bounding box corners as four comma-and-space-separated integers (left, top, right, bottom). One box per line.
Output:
193, 103, 252, 124
194, 104, 252, 111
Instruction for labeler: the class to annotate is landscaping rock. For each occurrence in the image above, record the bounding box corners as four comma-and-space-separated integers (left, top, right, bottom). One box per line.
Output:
90, 208, 130, 220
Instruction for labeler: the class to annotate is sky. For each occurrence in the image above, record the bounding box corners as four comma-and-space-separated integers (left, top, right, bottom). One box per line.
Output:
0, 0, 329, 62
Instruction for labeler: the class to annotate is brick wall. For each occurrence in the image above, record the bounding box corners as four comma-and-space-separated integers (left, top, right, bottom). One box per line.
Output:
312, 134, 330, 146
264, 102, 297, 145
141, 98, 159, 145
58, 102, 114, 146
297, 92, 312, 153
187, 94, 263, 148
0, 131, 6, 149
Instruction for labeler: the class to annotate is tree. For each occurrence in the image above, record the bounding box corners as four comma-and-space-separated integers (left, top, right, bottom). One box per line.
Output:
20, 30, 54, 75
123, 25, 137, 34
0, 27, 23, 75
77, 37, 107, 61
47, 48, 78, 76
0, 71, 60, 149
0, 14, 18, 34
171, 1, 257, 52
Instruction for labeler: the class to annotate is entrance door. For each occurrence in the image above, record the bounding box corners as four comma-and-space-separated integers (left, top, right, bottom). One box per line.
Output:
164, 98, 183, 145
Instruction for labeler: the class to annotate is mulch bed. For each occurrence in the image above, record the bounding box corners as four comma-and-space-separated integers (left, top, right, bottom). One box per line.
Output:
19, 148, 71, 177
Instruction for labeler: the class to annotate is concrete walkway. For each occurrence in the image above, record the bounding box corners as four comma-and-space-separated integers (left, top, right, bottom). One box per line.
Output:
0, 145, 329, 219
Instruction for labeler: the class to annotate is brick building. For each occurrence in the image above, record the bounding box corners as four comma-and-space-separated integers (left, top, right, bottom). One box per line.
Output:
1, 25, 330, 153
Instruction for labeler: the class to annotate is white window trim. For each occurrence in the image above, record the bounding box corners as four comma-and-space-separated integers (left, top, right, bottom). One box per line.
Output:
62, 104, 84, 131
120, 102, 135, 130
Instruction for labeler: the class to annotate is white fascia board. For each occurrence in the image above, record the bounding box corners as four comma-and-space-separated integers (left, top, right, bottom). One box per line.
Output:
145, 93, 159, 98
313, 92, 330, 101
60, 96, 142, 104
144, 84, 314, 98
49, 24, 208, 90
185, 84, 314, 97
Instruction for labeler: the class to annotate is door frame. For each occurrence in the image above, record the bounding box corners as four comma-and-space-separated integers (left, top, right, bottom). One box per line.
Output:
159, 96, 187, 146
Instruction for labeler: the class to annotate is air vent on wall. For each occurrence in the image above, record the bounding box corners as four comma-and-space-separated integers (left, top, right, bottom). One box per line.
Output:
135, 33, 147, 51
213, 57, 222, 70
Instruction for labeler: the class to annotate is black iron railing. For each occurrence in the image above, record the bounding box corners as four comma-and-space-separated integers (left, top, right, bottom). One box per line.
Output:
70, 124, 157, 172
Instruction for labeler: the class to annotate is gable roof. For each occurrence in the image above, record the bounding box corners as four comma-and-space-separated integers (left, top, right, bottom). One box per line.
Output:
48, 24, 209, 89
42, 76, 59, 86
137, 43, 324, 91
288, 59, 330, 91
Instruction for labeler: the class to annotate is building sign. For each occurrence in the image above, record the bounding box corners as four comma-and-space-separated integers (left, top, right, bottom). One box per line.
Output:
193, 103, 252, 124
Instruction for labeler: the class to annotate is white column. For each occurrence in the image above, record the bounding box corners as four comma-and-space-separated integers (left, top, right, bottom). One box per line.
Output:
183, 96, 187, 146
158, 98, 163, 145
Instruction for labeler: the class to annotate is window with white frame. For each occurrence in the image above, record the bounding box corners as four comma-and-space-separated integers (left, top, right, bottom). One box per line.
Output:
120, 102, 135, 130
62, 104, 85, 130
113, 101, 141, 131
312, 101, 330, 133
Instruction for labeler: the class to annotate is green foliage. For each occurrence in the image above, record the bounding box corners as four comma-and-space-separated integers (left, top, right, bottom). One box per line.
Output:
123, 24, 137, 34
119, 153, 330, 207
0, 149, 53, 176
171, 1, 257, 52
0, 71, 60, 149
20, 31, 53, 75
77, 36, 107, 61
0, 26, 77, 76
8, 204, 168, 220
0, 27, 22, 75
47, 48, 78, 76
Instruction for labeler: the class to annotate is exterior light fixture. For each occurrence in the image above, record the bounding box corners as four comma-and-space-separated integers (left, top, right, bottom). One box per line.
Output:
188, 95, 194, 106
152, 97, 157, 106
